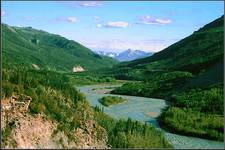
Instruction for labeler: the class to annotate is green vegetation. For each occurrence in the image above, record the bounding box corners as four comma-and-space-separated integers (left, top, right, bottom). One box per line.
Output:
68, 74, 117, 85
158, 86, 224, 141
171, 86, 223, 115
113, 79, 224, 141
2, 20, 174, 148
2, 67, 172, 148
1, 121, 17, 148
112, 71, 193, 98
104, 15, 224, 83
94, 106, 172, 148
2, 23, 117, 72
98, 96, 127, 107
158, 107, 223, 141
2, 67, 89, 139
2, 13, 224, 147
111, 16, 224, 141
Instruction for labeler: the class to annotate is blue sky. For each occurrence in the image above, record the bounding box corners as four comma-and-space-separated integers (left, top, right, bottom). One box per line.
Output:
2, 1, 224, 52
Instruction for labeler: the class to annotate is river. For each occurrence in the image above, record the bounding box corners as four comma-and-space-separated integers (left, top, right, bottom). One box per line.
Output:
77, 84, 224, 149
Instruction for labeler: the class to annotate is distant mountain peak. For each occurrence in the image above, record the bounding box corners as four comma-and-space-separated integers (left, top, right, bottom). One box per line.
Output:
95, 49, 154, 62
126, 49, 132, 52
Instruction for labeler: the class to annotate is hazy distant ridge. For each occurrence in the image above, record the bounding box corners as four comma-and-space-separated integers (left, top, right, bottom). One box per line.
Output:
95, 49, 153, 62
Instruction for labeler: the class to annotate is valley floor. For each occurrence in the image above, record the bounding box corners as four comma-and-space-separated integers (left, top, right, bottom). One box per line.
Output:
77, 83, 224, 149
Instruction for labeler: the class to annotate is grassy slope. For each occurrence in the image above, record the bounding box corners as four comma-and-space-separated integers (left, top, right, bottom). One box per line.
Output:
2, 23, 117, 72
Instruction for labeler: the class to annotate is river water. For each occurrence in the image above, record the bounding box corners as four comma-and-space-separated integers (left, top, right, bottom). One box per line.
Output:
77, 84, 224, 149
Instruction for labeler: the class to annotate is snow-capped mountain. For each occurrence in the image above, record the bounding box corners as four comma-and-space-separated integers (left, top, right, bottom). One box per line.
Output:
95, 49, 153, 62
116, 49, 153, 62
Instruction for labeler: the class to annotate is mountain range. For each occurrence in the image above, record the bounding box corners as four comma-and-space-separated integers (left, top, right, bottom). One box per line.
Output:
108, 15, 224, 142
108, 15, 224, 87
1, 14, 224, 148
95, 49, 153, 62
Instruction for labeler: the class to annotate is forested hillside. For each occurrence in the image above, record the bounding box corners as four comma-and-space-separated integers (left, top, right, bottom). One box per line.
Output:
107, 15, 224, 82
110, 15, 224, 141
2, 24, 117, 72
1, 1, 224, 148
110, 15, 224, 92
1, 23, 172, 148
123, 15, 223, 72
1, 66, 172, 148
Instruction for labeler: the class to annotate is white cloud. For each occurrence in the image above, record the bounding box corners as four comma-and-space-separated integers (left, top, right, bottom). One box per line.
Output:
95, 21, 129, 29
78, 1, 103, 7
62, 1, 103, 8
54, 16, 78, 23
1, 10, 6, 16
96, 23, 102, 28
138, 15, 172, 25
67, 17, 77, 23
155, 18, 172, 24
104, 21, 129, 28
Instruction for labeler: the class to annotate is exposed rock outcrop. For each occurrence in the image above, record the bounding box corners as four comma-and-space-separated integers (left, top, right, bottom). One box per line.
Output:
72, 65, 85, 72
32, 64, 40, 70
1, 94, 108, 149
52, 120, 108, 149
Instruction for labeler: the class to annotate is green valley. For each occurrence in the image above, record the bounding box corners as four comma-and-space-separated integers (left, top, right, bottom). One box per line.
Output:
108, 15, 224, 141
1, 23, 172, 149
1, 2, 224, 149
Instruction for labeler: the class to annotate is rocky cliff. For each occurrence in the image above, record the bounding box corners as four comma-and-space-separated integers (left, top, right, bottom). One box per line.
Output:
1, 94, 108, 149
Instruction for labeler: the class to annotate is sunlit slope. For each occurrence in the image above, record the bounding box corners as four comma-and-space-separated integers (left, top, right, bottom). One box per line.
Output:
2, 24, 117, 71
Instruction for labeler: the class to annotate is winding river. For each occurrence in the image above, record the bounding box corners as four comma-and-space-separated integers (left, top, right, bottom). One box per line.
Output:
77, 84, 224, 149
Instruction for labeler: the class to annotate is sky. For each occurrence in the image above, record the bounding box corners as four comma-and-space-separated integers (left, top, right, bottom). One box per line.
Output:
1, 1, 224, 52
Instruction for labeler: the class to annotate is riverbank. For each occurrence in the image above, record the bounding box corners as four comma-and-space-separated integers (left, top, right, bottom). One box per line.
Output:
77, 84, 224, 149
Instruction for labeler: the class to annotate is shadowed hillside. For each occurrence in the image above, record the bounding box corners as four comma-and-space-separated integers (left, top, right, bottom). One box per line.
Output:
109, 15, 224, 141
